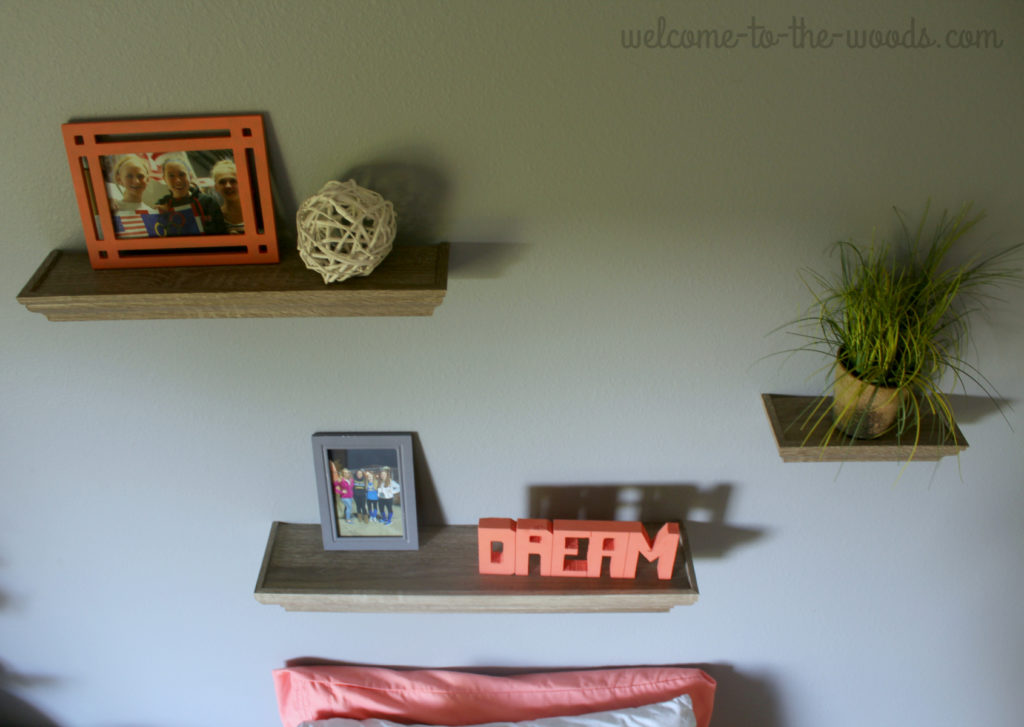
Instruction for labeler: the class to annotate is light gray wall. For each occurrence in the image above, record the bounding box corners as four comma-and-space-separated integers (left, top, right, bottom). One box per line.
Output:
2, 2, 1022, 726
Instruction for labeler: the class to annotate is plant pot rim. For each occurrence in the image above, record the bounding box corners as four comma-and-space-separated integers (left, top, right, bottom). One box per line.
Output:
835, 350, 902, 391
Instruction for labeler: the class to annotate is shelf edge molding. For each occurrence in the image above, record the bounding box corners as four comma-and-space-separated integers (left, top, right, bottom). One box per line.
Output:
254, 522, 699, 613
17, 243, 449, 320
762, 393, 968, 463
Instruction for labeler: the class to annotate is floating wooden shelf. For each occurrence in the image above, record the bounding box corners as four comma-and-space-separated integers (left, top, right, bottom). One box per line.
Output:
254, 522, 699, 613
762, 393, 968, 463
17, 243, 448, 320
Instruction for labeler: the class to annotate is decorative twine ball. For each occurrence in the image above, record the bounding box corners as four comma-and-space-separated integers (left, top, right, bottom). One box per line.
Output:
296, 180, 397, 283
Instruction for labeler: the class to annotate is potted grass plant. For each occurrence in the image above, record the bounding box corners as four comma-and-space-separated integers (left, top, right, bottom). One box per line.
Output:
780, 201, 1021, 453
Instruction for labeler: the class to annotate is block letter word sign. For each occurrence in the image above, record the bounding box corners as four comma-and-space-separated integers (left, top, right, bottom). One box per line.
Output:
477, 518, 680, 580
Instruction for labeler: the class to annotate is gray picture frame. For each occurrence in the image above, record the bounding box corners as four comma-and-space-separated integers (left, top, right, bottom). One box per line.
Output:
312, 432, 419, 551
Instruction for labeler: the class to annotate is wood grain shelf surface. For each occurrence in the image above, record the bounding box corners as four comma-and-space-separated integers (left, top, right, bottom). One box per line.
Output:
762, 393, 968, 463
254, 522, 699, 613
17, 243, 448, 320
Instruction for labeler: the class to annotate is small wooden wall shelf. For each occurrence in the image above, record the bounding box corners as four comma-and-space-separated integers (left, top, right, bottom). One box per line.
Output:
762, 393, 968, 463
254, 522, 699, 613
17, 244, 448, 320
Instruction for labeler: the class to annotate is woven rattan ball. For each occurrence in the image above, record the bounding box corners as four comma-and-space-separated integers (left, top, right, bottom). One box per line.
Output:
296, 180, 397, 283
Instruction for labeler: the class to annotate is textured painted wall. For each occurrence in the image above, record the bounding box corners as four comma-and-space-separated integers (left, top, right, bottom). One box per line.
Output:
1, 2, 1022, 726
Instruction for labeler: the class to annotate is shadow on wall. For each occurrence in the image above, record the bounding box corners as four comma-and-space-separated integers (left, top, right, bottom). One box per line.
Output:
343, 159, 528, 278
203, 122, 530, 275
0, 687, 60, 727
447, 241, 528, 279
261, 128, 459, 253
341, 160, 449, 246
947, 393, 1016, 426
0, 573, 61, 726
412, 433, 446, 528
1, 655, 61, 727
695, 663, 785, 727
257, 113, 297, 251
527, 483, 764, 559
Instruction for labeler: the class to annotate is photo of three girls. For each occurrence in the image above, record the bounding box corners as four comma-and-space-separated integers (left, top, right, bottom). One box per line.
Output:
104, 150, 244, 238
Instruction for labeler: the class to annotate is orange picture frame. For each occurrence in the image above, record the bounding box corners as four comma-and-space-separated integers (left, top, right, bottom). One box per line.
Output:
62, 114, 278, 269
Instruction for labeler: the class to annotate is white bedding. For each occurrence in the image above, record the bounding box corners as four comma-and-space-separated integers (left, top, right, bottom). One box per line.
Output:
299, 693, 696, 727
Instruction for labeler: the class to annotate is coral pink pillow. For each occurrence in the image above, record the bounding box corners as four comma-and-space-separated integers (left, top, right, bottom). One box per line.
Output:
273, 665, 715, 727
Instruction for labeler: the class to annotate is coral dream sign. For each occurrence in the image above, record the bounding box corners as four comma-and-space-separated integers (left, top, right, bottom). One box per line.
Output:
477, 518, 679, 580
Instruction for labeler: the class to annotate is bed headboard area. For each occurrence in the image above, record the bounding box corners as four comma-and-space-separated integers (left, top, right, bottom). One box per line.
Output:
274, 664, 716, 727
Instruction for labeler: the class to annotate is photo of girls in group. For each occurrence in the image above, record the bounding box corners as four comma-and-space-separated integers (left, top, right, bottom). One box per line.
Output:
101, 150, 244, 239
328, 448, 405, 538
